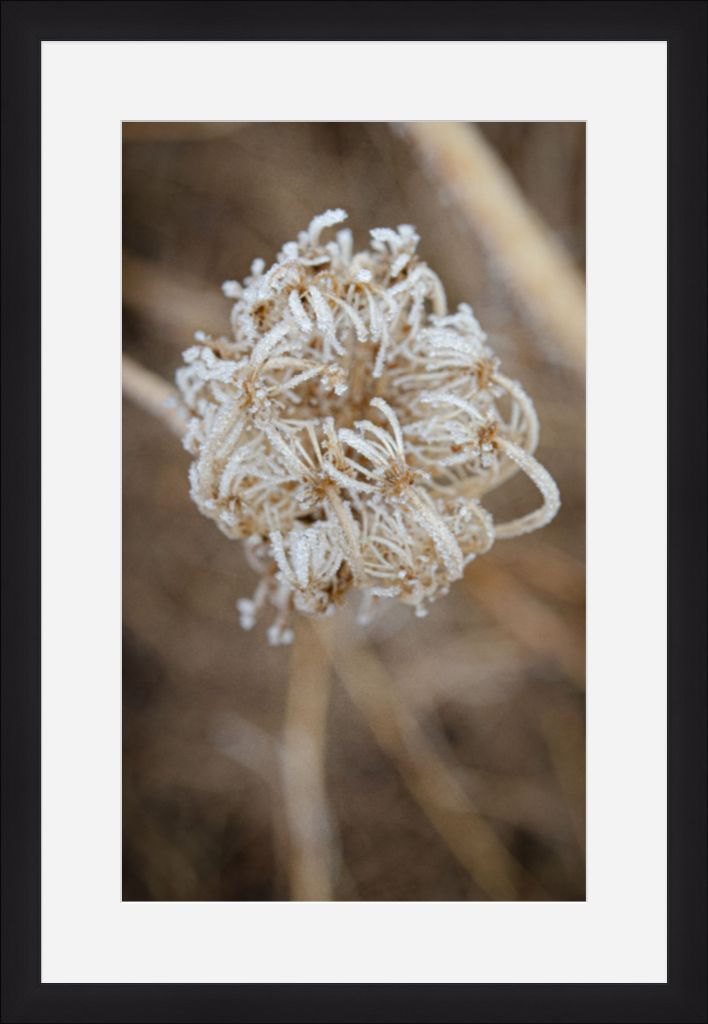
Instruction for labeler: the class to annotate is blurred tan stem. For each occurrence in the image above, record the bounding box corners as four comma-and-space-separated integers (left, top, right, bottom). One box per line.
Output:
282, 616, 336, 900
402, 122, 586, 367
540, 706, 586, 850
467, 560, 586, 688
312, 618, 522, 900
123, 253, 228, 343
122, 354, 187, 438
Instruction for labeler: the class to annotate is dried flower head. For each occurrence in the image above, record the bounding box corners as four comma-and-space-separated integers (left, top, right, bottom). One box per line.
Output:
177, 209, 560, 643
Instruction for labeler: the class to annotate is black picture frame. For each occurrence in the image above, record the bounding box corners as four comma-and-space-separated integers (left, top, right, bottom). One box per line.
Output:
2, 2, 706, 1022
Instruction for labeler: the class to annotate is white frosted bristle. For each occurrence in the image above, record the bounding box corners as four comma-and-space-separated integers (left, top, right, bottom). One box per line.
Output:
222, 280, 241, 298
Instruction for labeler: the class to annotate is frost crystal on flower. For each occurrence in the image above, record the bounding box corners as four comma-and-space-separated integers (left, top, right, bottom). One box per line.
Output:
177, 210, 560, 643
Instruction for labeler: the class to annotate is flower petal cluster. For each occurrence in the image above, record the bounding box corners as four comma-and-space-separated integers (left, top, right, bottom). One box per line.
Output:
177, 210, 560, 642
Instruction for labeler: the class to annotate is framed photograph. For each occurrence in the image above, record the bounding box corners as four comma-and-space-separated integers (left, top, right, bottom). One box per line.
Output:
2, 2, 705, 1022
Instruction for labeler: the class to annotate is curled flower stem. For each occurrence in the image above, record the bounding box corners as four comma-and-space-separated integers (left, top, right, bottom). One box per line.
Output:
323, 487, 364, 581
493, 439, 561, 539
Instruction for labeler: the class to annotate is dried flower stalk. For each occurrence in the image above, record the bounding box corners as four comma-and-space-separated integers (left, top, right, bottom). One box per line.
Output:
282, 616, 337, 900
310, 616, 523, 899
176, 210, 560, 644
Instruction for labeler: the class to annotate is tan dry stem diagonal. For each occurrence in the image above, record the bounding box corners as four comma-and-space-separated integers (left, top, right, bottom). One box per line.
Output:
402, 122, 586, 368
309, 617, 523, 900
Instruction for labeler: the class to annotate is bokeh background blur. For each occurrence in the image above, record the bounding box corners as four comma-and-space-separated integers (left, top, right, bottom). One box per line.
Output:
123, 122, 585, 901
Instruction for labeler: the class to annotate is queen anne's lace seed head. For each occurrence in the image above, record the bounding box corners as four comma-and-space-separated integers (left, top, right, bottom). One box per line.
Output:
177, 210, 560, 643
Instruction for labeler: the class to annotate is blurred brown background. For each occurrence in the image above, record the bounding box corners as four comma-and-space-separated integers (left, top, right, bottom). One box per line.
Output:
123, 122, 585, 901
